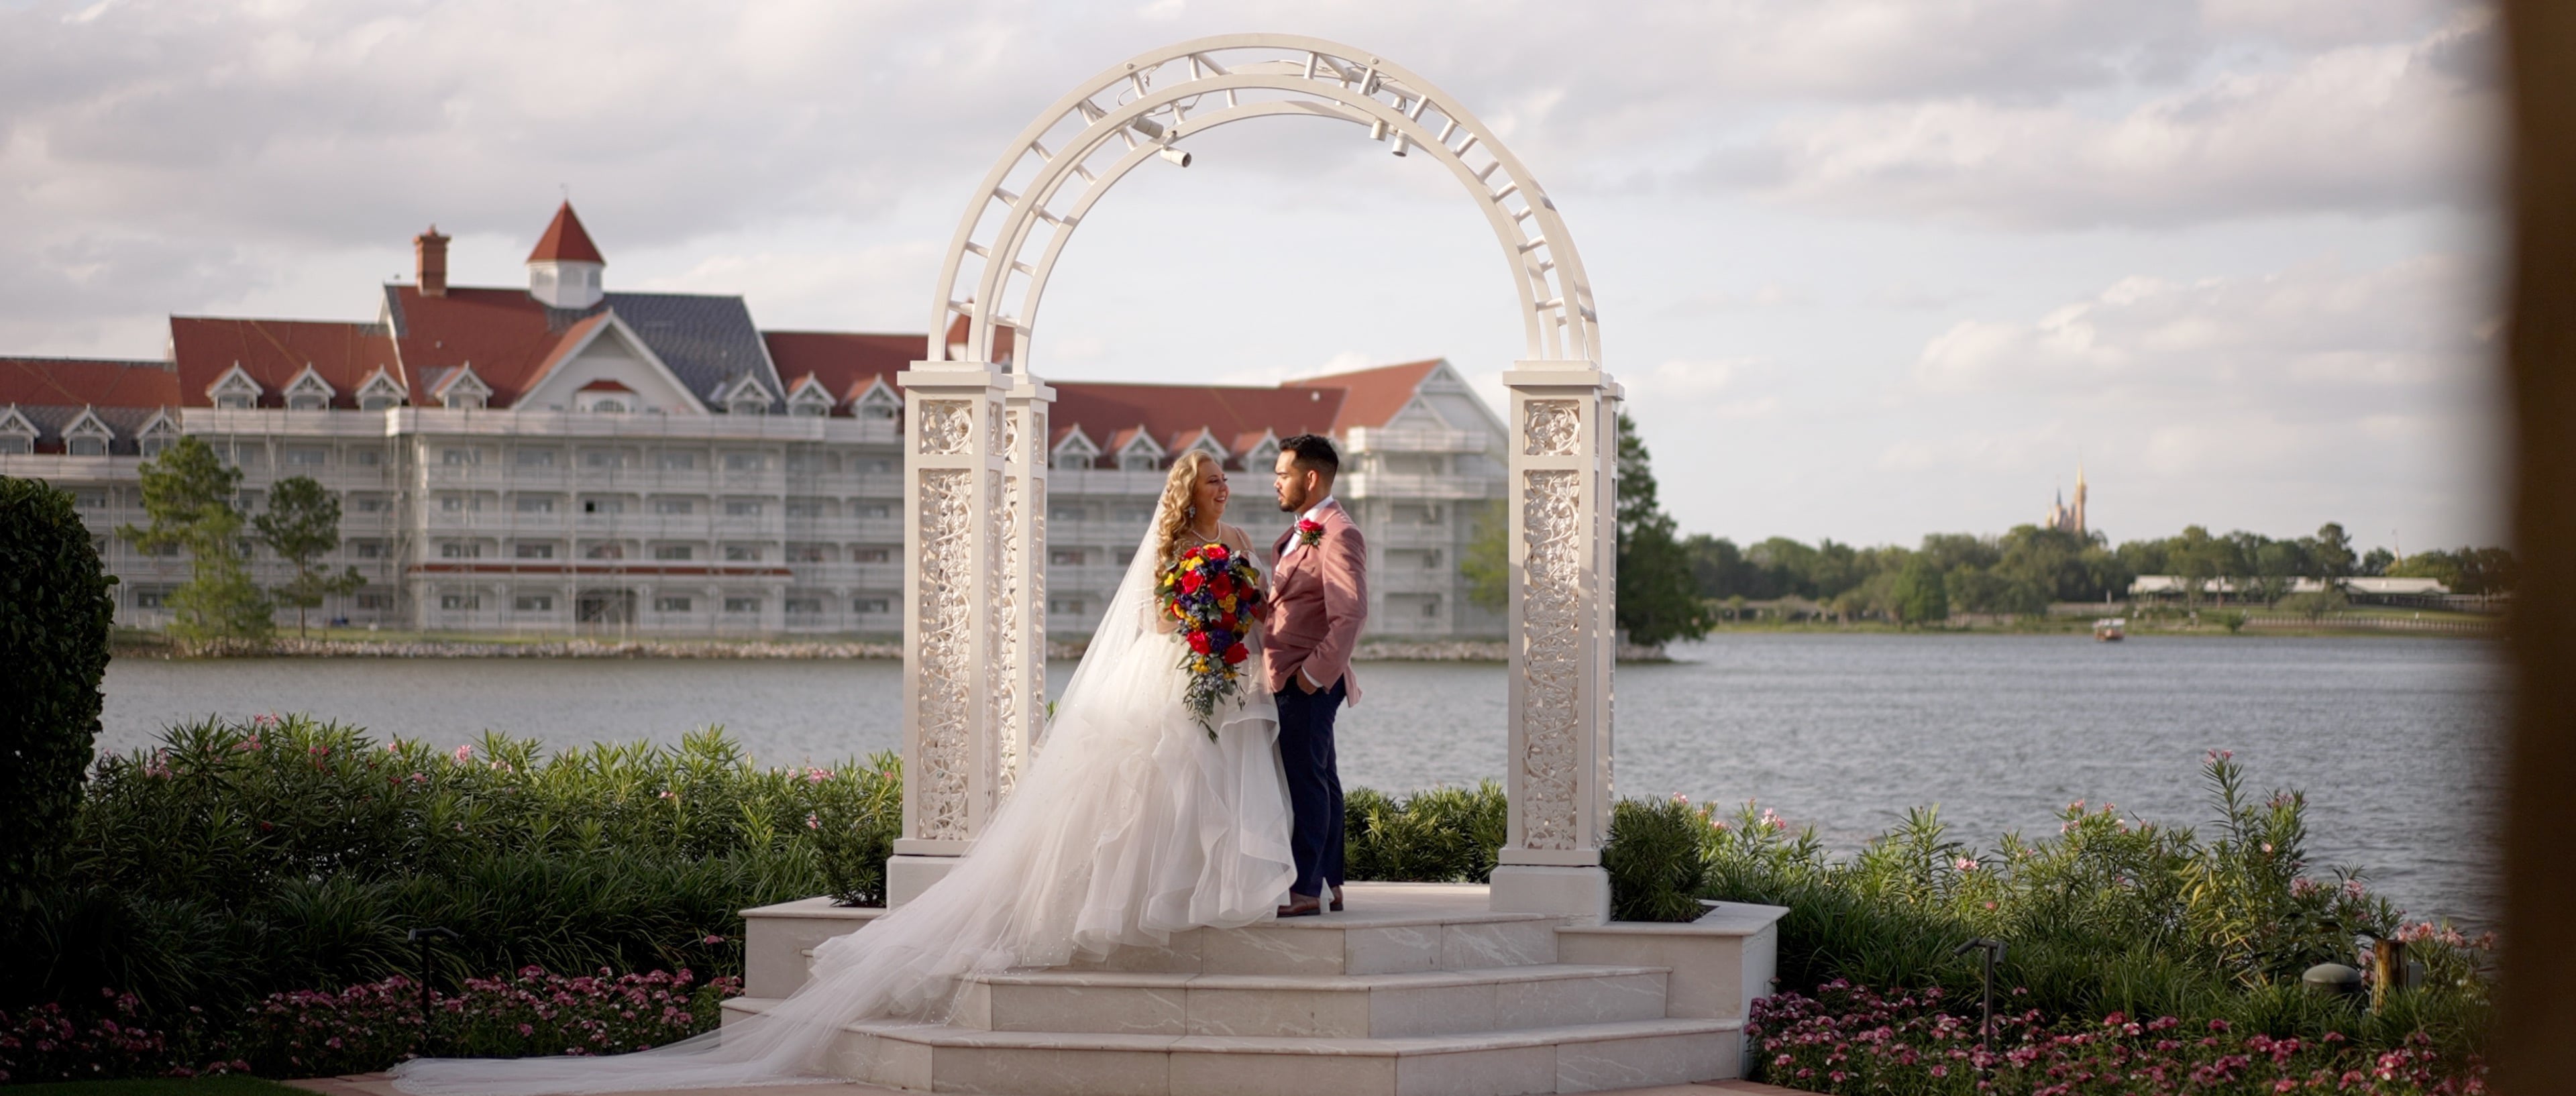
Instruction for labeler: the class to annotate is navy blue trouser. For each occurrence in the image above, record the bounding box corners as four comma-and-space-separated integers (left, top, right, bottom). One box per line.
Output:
1275, 677, 1348, 899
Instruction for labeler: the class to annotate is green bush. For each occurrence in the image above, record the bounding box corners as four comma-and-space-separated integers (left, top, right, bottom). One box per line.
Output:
0, 476, 117, 921
1344, 781, 1507, 883
1604, 796, 1711, 922
9, 717, 900, 1021
1700, 753, 2491, 1062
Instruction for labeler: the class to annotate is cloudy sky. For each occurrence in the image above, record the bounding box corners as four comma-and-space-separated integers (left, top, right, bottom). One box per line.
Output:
0, 0, 2504, 550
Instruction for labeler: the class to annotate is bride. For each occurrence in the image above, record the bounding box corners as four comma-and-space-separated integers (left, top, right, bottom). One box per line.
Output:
392, 452, 1294, 1095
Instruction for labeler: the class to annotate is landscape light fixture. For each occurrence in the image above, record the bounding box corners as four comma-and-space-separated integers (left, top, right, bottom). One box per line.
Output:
1131, 116, 1167, 141
1367, 117, 1389, 142
1390, 134, 1410, 158
1158, 146, 1192, 168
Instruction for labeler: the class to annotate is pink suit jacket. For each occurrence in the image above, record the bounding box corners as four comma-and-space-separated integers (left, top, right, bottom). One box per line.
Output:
1260, 500, 1367, 703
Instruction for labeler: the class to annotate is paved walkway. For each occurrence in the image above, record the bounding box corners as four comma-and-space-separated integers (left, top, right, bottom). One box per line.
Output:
291, 1073, 1805, 1096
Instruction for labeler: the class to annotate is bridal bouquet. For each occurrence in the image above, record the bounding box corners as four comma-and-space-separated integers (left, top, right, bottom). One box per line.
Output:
1159, 542, 1260, 738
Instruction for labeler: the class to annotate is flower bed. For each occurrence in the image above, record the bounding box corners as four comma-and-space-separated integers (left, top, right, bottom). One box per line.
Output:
1750, 981, 2484, 1095
0, 969, 741, 1084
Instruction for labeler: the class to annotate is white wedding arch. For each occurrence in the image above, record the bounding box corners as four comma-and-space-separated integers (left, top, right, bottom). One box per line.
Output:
892, 34, 1625, 920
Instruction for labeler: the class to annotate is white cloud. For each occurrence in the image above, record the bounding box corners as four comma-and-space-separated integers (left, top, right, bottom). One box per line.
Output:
1626, 358, 1783, 419
1751, 13, 2498, 227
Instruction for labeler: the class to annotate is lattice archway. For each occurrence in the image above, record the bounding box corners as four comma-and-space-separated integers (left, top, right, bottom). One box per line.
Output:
892, 34, 1623, 923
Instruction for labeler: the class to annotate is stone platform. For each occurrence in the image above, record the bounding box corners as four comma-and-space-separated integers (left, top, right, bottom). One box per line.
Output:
730, 883, 1786, 1096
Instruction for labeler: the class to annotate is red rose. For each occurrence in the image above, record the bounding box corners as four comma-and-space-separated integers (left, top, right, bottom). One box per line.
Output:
1207, 544, 1229, 560
1179, 571, 1203, 594
1187, 631, 1212, 654
1297, 518, 1324, 547
1223, 642, 1249, 665
1211, 573, 1234, 598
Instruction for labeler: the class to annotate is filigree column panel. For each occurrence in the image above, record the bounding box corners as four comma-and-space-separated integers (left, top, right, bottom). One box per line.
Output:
1000, 380, 1056, 796
1492, 360, 1621, 923
893, 361, 1013, 906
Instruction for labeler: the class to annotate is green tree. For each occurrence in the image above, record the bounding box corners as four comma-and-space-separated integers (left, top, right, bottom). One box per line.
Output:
2306, 523, 2357, 586
0, 477, 116, 924
118, 435, 271, 641
1891, 555, 1949, 626
1459, 499, 1507, 612
2253, 541, 2303, 605
1613, 413, 1714, 648
255, 475, 366, 638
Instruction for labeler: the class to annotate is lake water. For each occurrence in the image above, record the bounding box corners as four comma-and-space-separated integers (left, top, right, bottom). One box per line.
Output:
99, 635, 2506, 928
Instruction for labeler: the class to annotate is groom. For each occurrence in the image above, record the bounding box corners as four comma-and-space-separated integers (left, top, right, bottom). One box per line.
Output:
1263, 434, 1367, 918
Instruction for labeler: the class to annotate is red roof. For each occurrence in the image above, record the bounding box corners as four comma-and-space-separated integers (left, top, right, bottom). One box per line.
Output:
527, 202, 606, 265
763, 331, 916, 404
1283, 359, 1441, 432
941, 313, 1015, 364
382, 286, 597, 408
168, 318, 401, 408
1048, 381, 1345, 462
0, 357, 180, 408
577, 378, 633, 392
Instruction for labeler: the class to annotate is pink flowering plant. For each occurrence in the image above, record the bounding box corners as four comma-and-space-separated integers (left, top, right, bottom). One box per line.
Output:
1750, 981, 2484, 1095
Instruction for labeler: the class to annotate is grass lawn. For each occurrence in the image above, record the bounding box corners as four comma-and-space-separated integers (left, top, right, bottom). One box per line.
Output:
2, 1077, 315, 1096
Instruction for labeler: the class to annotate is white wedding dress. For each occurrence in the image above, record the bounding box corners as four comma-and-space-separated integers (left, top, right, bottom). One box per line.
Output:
392, 513, 1295, 1095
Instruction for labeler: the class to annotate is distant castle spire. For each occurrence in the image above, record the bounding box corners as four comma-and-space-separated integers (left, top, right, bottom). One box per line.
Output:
2044, 465, 2089, 535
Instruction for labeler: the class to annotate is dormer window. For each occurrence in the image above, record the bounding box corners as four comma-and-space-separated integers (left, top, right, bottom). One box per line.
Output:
356, 370, 407, 411
789, 392, 831, 417
730, 396, 769, 416
3, 408, 44, 454
853, 383, 900, 421
437, 366, 492, 410
208, 365, 264, 409
0, 434, 30, 455
68, 436, 106, 457
592, 398, 627, 413
138, 416, 178, 457
62, 410, 114, 457
1245, 440, 1279, 470
446, 392, 487, 410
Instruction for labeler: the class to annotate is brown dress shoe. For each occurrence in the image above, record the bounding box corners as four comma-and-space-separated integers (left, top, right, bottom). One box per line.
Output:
1277, 895, 1324, 918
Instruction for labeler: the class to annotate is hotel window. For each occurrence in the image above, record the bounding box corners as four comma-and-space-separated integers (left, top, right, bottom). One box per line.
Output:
286, 447, 327, 466
1120, 452, 1158, 472
515, 543, 555, 559
74, 489, 108, 508
583, 449, 623, 469
853, 597, 890, 614
515, 449, 558, 468
1050, 549, 1085, 566
353, 495, 388, 512
517, 496, 556, 513
439, 593, 480, 610
515, 594, 554, 612
785, 596, 823, 614
360, 393, 400, 411
784, 500, 820, 518
724, 452, 762, 472
585, 543, 625, 560
352, 449, 381, 466
724, 596, 759, 614
356, 592, 392, 610
0, 435, 32, 454
786, 544, 827, 563
140, 433, 172, 457
441, 495, 480, 512
855, 502, 892, 519
442, 448, 476, 465
215, 392, 254, 409
353, 541, 386, 559
135, 588, 170, 608
1049, 597, 1088, 616
852, 547, 891, 563
725, 500, 762, 516
653, 498, 694, 514
68, 437, 107, 457
653, 545, 694, 561
724, 544, 761, 561
1421, 596, 1442, 619
654, 596, 694, 613
444, 392, 486, 410
857, 458, 894, 474
582, 498, 624, 515
657, 451, 697, 470
439, 542, 481, 559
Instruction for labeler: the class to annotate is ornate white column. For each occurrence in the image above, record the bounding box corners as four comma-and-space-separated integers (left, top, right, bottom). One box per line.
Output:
998, 377, 1055, 796
1490, 360, 1621, 924
890, 361, 1013, 906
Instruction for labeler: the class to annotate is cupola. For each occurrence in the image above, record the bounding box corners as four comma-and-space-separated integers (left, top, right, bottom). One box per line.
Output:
527, 201, 606, 309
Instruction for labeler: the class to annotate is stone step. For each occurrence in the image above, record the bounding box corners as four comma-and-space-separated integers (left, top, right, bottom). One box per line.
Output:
953, 963, 1672, 1038
720, 998, 1743, 1096
742, 883, 1566, 997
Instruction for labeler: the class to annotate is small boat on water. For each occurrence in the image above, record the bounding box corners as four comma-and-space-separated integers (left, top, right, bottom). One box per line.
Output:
2094, 617, 2127, 642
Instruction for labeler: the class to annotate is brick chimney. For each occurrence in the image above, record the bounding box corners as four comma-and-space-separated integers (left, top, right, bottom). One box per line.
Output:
415, 225, 451, 297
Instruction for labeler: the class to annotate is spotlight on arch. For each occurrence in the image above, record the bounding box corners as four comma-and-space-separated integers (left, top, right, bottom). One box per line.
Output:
1158, 146, 1192, 168
1391, 135, 1409, 158
1132, 116, 1167, 141
1367, 117, 1389, 142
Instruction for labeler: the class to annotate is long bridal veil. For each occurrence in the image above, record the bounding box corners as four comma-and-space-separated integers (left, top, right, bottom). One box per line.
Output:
392, 506, 1293, 1096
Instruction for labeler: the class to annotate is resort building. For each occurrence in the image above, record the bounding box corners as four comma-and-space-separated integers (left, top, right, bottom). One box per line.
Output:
0, 203, 1508, 640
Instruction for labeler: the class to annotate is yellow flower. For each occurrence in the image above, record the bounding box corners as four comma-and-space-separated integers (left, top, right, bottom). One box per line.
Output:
1218, 595, 1236, 612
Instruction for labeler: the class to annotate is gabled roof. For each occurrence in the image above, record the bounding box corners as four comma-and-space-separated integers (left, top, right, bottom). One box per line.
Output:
1283, 359, 1443, 432
380, 286, 772, 410
578, 378, 635, 392
527, 201, 606, 264
1046, 381, 1346, 461
0, 357, 180, 409
169, 317, 398, 408
764, 331, 916, 408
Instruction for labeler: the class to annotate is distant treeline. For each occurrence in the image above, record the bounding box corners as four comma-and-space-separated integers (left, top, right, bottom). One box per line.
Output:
1680, 523, 2518, 620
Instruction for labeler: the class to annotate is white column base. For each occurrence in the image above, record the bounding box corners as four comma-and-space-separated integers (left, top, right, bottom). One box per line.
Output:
1488, 864, 1611, 925
887, 854, 964, 908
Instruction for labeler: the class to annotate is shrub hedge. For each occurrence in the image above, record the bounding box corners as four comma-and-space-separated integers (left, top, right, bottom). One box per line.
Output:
0, 478, 118, 924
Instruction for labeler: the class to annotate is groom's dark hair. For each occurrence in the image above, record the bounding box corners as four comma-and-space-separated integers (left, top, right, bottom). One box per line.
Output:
1279, 433, 1340, 477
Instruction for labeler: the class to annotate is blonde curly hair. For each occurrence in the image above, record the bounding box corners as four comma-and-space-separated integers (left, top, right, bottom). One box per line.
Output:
1153, 451, 1224, 568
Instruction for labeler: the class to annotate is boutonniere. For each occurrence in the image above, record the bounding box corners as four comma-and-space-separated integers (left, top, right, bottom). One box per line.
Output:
1296, 518, 1324, 547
